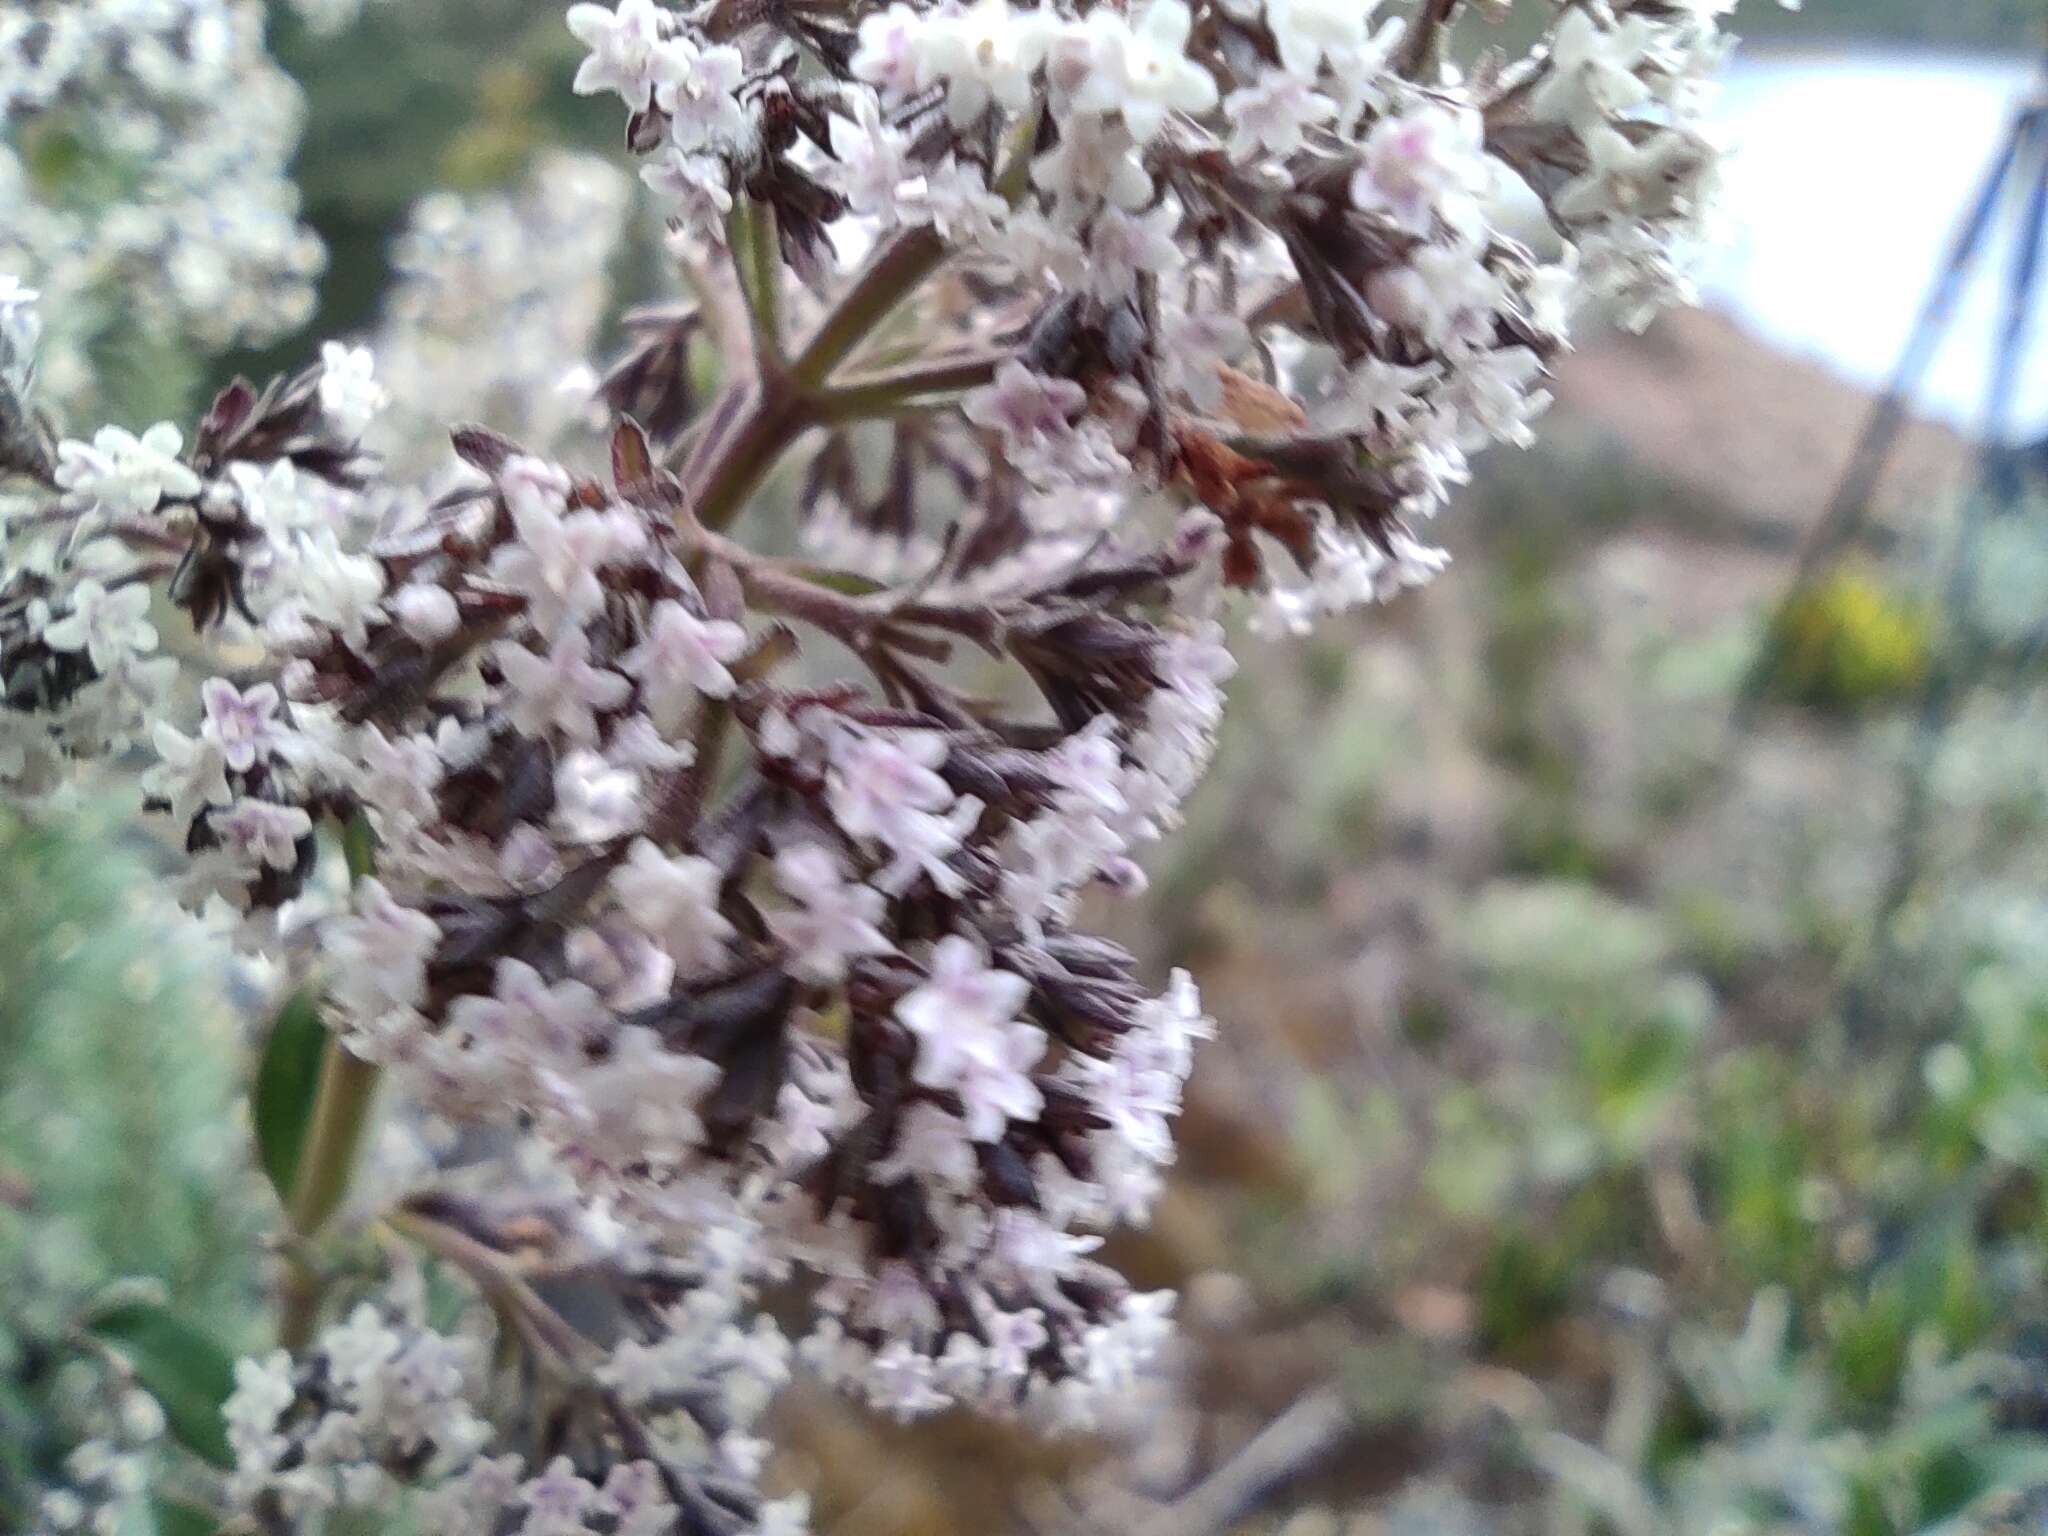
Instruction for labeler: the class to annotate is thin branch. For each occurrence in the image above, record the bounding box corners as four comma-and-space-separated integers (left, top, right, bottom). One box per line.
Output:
1396, 0, 1462, 81
685, 108, 1043, 533
812, 349, 1010, 422
278, 1042, 382, 1348
387, 1205, 594, 1370
731, 198, 786, 375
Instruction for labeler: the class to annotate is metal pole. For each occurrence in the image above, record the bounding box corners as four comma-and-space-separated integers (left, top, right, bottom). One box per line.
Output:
1732, 104, 2045, 721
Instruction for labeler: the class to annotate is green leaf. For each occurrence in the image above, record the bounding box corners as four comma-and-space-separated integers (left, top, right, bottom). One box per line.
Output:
82, 1302, 236, 1468
341, 811, 378, 883
151, 1499, 220, 1536
252, 990, 328, 1202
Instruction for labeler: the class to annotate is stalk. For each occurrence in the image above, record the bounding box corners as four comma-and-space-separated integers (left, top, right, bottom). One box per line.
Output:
687, 110, 1040, 532
688, 225, 946, 532
277, 816, 383, 1349
277, 1044, 380, 1348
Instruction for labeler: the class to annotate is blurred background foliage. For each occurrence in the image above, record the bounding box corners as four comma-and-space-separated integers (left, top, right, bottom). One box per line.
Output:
0, 806, 259, 1525
8, 2, 2048, 1534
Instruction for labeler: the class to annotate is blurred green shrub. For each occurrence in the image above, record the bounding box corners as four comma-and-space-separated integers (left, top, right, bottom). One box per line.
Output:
1763, 564, 1933, 715
0, 808, 259, 1524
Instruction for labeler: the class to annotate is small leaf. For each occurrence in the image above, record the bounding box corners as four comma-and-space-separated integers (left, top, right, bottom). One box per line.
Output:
83, 1303, 236, 1468
610, 416, 655, 493
193, 377, 256, 461
253, 990, 327, 1202
449, 423, 519, 475
340, 811, 377, 884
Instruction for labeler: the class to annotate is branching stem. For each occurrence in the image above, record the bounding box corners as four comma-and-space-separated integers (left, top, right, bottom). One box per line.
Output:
686, 112, 1040, 532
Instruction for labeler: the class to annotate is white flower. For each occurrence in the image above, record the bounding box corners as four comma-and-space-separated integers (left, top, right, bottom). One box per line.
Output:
753, 1494, 810, 1536
903, 155, 1006, 247
1070, 1, 1217, 144
390, 582, 460, 643
142, 721, 232, 827
271, 536, 386, 645
850, 3, 926, 100
654, 41, 750, 156
1223, 68, 1335, 160
214, 799, 313, 872
823, 727, 981, 893
1350, 103, 1486, 236
1530, 10, 1657, 129
1265, 0, 1377, 81
42, 580, 158, 670
447, 959, 606, 1070
521, 1456, 599, 1536
553, 749, 644, 843
986, 1207, 1101, 1283
495, 629, 632, 746
962, 362, 1086, 466
870, 1100, 979, 1188
600, 1461, 674, 1536
768, 843, 892, 982
976, 1302, 1049, 1379
566, 0, 688, 110
642, 148, 734, 233
0, 274, 40, 389
864, 1340, 951, 1419
1031, 113, 1152, 211
227, 459, 319, 536
821, 95, 916, 222
353, 723, 443, 831
896, 935, 1029, 1059
620, 598, 748, 729
1084, 198, 1184, 301
324, 879, 442, 1024
322, 1303, 401, 1392
1314, 352, 1442, 437
1554, 124, 1710, 226
1365, 240, 1504, 351
914, 0, 1053, 128
317, 342, 385, 438
54, 424, 200, 516
223, 1350, 296, 1459
200, 677, 283, 772
895, 935, 1045, 1140
489, 474, 646, 632
611, 838, 735, 975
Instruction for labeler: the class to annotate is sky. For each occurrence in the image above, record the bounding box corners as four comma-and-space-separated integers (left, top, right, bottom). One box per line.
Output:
1705, 49, 2048, 442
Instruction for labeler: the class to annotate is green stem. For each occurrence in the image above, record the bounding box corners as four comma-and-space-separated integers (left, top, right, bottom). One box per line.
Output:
790, 225, 950, 394
743, 200, 784, 371
812, 349, 1009, 423
687, 109, 1042, 533
278, 1043, 380, 1348
278, 814, 383, 1349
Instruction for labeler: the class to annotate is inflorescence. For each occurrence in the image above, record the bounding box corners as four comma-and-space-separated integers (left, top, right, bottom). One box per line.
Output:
2, 2, 1782, 1530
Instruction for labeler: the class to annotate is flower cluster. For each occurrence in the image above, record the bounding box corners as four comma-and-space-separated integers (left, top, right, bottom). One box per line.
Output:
0, 0, 1785, 1529
0, 345, 379, 823
222, 1208, 806, 1536
588, 0, 1779, 630
260, 417, 1222, 1425
0, 1, 324, 413
224, 1305, 494, 1523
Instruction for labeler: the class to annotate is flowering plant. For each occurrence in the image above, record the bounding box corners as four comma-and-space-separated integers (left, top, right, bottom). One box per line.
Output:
1, 0, 1783, 1529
